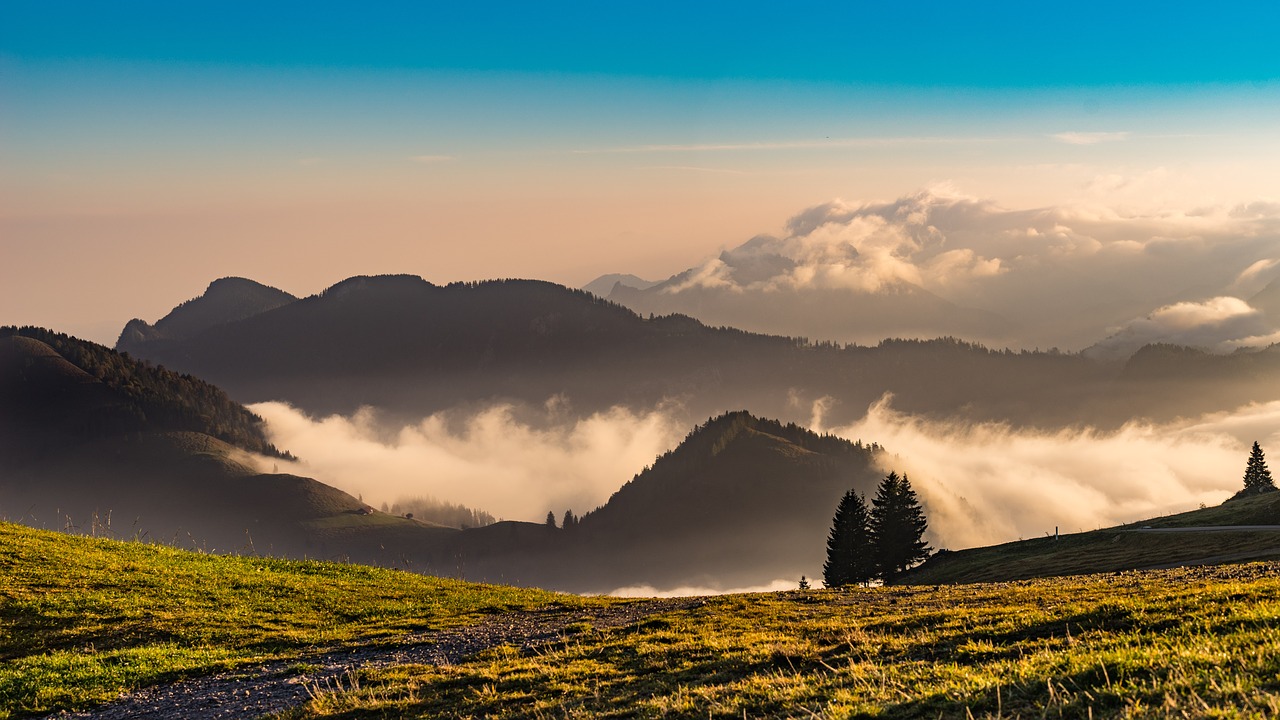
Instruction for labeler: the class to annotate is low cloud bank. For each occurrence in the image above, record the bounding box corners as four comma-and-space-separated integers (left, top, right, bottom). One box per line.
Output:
825, 397, 1280, 550
250, 401, 684, 522
607, 579, 798, 598
252, 394, 1280, 562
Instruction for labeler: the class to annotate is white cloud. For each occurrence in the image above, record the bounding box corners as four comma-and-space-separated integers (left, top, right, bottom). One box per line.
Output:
829, 396, 1277, 551
636, 188, 1280, 350
251, 401, 684, 522
1051, 131, 1131, 145
1085, 296, 1280, 360
607, 579, 798, 597
574, 136, 1011, 154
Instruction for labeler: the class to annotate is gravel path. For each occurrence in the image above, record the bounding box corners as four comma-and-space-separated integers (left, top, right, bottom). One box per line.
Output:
45, 598, 702, 720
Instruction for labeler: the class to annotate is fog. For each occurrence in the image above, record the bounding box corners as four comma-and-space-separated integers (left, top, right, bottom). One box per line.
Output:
251, 401, 685, 521
824, 396, 1279, 550
253, 393, 1279, 558
608, 579, 798, 598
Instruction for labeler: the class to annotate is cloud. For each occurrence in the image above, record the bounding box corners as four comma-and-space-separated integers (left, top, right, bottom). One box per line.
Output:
1085, 296, 1280, 360
251, 401, 685, 522
828, 396, 1275, 551
608, 579, 797, 597
637, 188, 1280, 350
637, 165, 750, 175
574, 136, 1011, 154
1051, 131, 1131, 145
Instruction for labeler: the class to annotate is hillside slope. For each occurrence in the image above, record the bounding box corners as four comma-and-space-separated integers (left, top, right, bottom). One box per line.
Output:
437, 411, 886, 592
12, 520, 1280, 719
0, 327, 455, 565
116, 276, 296, 354
900, 491, 1280, 585
0, 521, 575, 717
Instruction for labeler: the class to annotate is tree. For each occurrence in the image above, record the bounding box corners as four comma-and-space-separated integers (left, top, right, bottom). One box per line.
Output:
870, 472, 931, 583
562, 509, 576, 529
823, 489, 876, 588
1243, 441, 1276, 494
545, 511, 557, 528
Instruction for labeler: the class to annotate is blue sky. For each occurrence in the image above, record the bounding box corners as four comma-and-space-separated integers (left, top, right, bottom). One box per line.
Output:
5, 1, 1280, 86
3, 1, 1280, 344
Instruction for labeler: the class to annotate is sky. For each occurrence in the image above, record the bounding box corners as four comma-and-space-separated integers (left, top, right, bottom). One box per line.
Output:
3, 2, 1280, 344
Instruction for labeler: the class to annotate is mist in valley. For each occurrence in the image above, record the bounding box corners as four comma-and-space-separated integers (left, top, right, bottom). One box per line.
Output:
250, 388, 1275, 559
251, 400, 686, 523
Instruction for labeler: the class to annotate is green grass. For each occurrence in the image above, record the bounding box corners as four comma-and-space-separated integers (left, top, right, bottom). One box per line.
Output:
901, 492, 1280, 586
0, 522, 600, 718
279, 564, 1280, 719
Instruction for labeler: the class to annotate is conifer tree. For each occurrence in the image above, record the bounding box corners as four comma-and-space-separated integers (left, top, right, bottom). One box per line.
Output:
1243, 441, 1276, 494
823, 489, 876, 588
545, 511, 557, 528
870, 471, 931, 582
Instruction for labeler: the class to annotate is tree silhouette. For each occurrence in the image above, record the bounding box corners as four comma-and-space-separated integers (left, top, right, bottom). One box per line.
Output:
823, 489, 876, 588
870, 472, 931, 583
1243, 441, 1276, 494
545, 511, 557, 528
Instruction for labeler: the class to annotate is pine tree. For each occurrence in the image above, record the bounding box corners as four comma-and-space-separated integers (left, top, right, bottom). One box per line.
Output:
869, 472, 931, 583
1243, 441, 1276, 494
545, 511, 557, 528
562, 509, 576, 529
823, 489, 876, 588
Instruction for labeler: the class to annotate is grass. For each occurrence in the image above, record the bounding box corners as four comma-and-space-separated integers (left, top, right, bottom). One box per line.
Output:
10, 516, 1280, 719
901, 492, 1280, 585
278, 564, 1280, 719
0, 522, 603, 718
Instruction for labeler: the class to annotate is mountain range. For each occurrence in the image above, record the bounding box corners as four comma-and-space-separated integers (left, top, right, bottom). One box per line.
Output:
113, 274, 1280, 431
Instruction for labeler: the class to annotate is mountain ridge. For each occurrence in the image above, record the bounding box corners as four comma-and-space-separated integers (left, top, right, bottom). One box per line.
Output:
113, 274, 1280, 431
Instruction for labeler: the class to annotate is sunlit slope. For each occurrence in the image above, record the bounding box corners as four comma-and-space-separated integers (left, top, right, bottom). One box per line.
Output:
901, 491, 1280, 585
0, 522, 581, 718
288, 563, 1280, 718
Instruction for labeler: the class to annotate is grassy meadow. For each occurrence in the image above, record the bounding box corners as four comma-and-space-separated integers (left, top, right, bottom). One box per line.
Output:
5, 521, 1280, 718
282, 565, 1280, 719
0, 522, 597, 718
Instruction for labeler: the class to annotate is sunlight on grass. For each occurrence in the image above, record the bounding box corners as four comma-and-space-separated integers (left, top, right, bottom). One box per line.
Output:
0, 522, 593, 717
278, 565, 1280, 719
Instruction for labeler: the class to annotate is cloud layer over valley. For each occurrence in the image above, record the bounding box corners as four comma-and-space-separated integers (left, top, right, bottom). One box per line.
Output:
254, 395, 1274, 555
252, 401, 685, 522
827, 397, 1279, 550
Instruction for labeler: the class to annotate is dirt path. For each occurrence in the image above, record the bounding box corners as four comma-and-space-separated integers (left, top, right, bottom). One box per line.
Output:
45, 598, 702, 720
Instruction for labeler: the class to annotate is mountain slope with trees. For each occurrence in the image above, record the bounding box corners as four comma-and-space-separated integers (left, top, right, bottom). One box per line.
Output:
115, 275, 1280, 431
433, 411, 888, 592
117, 277, 297, 354
0, 327, 456, 564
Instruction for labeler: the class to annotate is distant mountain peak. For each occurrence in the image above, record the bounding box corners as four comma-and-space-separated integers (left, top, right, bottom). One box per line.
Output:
116, 277, 297, 353
582, 273, 659, 299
